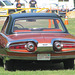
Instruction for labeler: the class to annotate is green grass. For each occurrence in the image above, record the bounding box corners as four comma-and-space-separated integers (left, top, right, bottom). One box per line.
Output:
63, 18, 75, 35
0, 69, 75, 75
0, 18, 75, 75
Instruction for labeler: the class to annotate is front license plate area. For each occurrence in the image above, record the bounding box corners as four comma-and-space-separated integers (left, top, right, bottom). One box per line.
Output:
37, 54, 50, 60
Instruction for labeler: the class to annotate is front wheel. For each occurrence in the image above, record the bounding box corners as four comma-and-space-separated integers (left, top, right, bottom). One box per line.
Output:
63, 59, 74, 69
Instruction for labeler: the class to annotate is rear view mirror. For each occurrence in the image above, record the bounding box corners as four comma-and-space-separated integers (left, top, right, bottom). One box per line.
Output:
26, 19, 36, 22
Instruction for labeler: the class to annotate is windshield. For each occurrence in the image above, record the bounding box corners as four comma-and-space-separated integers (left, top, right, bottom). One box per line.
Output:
3, 1, 12, 6
13, 18, 64, 33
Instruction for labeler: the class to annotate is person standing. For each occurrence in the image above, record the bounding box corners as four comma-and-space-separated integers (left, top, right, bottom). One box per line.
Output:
16, 0, 22, 11
16, 0, 22, 8
29, 0, 37, 13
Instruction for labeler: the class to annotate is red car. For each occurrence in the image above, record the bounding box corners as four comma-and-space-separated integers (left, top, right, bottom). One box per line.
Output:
0, 13, 75, 70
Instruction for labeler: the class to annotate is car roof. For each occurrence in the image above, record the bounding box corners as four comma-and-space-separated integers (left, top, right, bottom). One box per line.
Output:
10, 13, 60, 19
5, 13, 68, 34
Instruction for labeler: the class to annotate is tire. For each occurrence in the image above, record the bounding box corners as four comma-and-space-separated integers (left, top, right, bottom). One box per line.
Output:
0, 59, 3, 66
63, 59, 74, 69
4, 60, 15, 71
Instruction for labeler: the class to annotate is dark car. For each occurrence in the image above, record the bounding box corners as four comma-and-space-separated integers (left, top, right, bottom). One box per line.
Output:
0, 13, 75, 71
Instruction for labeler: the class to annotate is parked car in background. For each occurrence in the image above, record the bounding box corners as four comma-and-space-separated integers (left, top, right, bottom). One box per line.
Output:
0, 13, 75, 71
0, 0, 15, 14
0, 0, 28, 14
0, 0, 13, 8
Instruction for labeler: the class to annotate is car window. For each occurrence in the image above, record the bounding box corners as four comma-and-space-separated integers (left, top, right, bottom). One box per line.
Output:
0, 1, 4, 6
1, 17, 9, 33
13, 18, 64, 33
3, 1, 12, 6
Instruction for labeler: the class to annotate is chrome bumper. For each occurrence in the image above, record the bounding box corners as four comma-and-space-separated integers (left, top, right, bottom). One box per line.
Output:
2, 53, 75, 62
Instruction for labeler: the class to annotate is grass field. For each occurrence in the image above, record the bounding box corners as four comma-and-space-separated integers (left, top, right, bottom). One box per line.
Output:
64, 18, 75, 35
0, 18, 75, 75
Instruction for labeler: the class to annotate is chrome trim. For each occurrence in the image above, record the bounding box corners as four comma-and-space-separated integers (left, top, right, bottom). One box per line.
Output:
51, 38, 75, 45
6, 43, 53, 53
9, 43, 26, 46
6, 39, 38, 48
0, 33, 10, 42
6, 38, 75, 53
2, 55, 75, 61
63, 43, 75, 46
37, 43, 52, 47
5, 47, 53, 54
63, 43, 75, 44
5, 39, 38, 53
5, 16, 10, 35
36, 43, 53, 52
51, 55, 75, 60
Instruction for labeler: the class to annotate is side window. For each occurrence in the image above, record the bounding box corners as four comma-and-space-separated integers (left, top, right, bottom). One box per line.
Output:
1, 17, 9, 33
0, 1, 4, 6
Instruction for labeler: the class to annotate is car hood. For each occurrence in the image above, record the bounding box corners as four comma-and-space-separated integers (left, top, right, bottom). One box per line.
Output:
7, 33, 75, 43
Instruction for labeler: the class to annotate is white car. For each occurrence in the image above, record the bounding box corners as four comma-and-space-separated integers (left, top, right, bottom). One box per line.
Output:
0, 0, 14, 8
0, 0, 28, 14
0, 0, 15, 14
